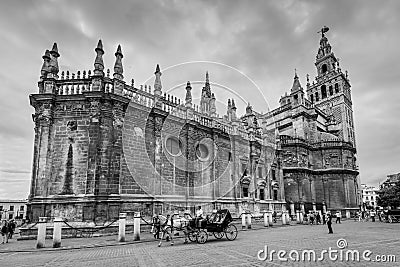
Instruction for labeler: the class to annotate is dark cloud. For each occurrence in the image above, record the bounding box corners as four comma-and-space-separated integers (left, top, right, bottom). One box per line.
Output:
0, 0, 399, 199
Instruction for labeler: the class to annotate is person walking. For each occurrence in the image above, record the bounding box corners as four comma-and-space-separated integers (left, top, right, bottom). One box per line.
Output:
327, 214, 333, 234
322, 213, 326, 225
335, 211, 341, 224
195, 206, 203, 227
1, 220, 9, 244
309, 212, 315, 225
8, 220, 16, 239
316, 212, 321, 225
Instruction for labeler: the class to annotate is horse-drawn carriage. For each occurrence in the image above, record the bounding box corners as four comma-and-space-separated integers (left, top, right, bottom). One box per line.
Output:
156, 209, 238, 246
187, 209, 238, 244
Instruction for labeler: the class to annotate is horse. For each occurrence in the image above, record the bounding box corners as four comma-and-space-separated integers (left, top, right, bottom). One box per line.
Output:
157, 213, 193, 247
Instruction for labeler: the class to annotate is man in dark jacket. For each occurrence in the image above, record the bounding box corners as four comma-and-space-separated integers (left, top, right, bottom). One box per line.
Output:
8, 220, 16, 239
327, 214, 333, 234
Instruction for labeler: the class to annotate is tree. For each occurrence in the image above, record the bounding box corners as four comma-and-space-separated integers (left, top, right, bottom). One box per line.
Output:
377, 181, 400, 209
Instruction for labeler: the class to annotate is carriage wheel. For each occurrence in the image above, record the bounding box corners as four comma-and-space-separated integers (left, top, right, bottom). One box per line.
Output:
224, 224, 238, 241
196, 230, 208, 244
188, 231, 197, 242
213, 232, 224, 239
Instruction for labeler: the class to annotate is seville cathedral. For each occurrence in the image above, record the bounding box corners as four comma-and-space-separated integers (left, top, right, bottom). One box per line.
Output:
28, 27, 360, 223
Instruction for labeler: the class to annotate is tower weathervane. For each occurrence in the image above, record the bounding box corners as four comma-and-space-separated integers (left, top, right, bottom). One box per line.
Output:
317, 26, 330, 37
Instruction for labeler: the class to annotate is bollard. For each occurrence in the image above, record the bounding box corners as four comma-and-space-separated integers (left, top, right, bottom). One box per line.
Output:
267, 211, 273, 226
281, 211, 286, 225
133, 212, 141, 241
241, 213, 246, 229
52, 217, 63, 248
36, 217, 47, 249
346, 210, 351, 219
118, 213, 127, 242
285, 211, 290, 225
296, 210, 302, 224
290, 203, 295, 217
263, 211, 269, 227
246, 213, 252, 229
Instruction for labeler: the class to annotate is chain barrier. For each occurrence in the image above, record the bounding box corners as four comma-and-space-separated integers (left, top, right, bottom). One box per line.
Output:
61, 219, 118, 238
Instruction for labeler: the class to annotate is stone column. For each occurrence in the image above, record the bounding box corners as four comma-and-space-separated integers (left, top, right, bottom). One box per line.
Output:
241, 213, 246, 230
52, 217, 62, 248
322, 201, 327, 214
246, 213, 252, 229
36, 217, 47, 249
290, 202, 295, 218
281, 211, 286, 225
346, 210, 351, 219
267, 210, 273, 226
284, 211, 290, 225
296, 210, 302, 224
300, 202, 305, 214
118, 213, 127, 242
133, 212, 141, 241
263, 211, 269, 227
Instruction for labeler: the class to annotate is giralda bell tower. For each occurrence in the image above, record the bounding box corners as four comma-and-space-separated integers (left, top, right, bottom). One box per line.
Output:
306, 26, 356, 146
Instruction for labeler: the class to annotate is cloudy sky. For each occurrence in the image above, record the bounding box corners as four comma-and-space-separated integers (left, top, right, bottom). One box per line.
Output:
0, 0, 399, 199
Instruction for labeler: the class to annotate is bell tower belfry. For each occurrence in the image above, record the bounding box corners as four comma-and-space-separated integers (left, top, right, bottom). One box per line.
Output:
306, 26, 356, 146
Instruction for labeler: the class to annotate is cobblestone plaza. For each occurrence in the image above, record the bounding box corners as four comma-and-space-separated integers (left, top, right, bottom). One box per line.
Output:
1, 221, 398, 266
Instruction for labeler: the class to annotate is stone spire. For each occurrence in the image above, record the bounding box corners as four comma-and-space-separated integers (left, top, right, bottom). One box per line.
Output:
40, 50, 51, 79
231, 99, 237, 120
113, 44, 123, 80
291, 69, 303, 92
94, 40, 104, 76
202, 71, 212, 98
185, 81, 192, 107
60, 144, 74, 195
317, 26, 332, 60
210, 93, 216, 117
154, 64, 162, 96
48, 43, 60, 77
226, 99, 232, 120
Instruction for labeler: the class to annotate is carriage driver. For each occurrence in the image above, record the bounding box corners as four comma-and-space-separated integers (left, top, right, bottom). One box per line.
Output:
195, 206, 204, 227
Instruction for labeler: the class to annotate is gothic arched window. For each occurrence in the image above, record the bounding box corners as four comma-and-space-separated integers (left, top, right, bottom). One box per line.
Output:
322, 64, 328, 73
315, 92, 319, 102
335, 83, 339, 93
329, 85, 333, 96
310, 95, 314, 103
321, 85, 327, 99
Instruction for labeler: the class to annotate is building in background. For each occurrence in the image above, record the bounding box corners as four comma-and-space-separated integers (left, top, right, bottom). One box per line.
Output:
0, 199, 27, 220
380, 172, 400, 189
361, 184, 380, 210
27, 27, 359, 222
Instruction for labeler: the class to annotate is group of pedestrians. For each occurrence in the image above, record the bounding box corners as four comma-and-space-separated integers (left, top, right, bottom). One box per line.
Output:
355, 210, 383, 222
302, 211, 338, 234
1, 219, 16, 244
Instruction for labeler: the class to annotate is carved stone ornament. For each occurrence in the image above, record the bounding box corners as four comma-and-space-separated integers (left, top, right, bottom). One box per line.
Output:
89, 100, 100, 122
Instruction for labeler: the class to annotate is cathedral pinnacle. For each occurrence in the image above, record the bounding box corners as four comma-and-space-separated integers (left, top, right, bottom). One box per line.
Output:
48, 42, 60, 76
291, 69, 303, 92
113, 44, 124, 80
185, 81, 192, 107
154, 64, 162, 96
40, 49, 51, 79
202, 71, 212, 98
94, 40, 104, 76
